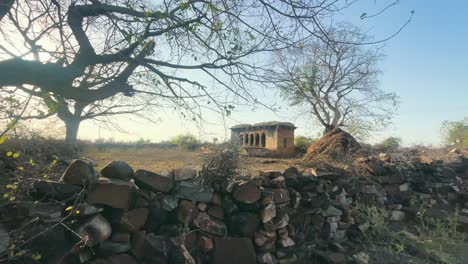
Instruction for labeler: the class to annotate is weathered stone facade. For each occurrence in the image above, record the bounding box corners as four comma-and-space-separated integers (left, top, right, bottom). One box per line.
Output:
230, 121, 296, 157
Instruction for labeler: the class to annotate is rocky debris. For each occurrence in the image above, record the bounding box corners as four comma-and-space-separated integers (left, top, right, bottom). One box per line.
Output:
76, 214, 112, 246
232, 181, 261, 204
212, 237, 256, 264
177, 200, 199, 224
353, 252, 370, 264
134, 169, 174, 193
192, 212, 227, 236
173, 181, 213, 203
6, 152, 468, 264
101, 160, 134, 181
303, 128, 362, 160
173, 168, 197, 181
261, 202, 276, 223
120, 208, 148, 231
60, 159, 96, 186
87, 178, 136, 209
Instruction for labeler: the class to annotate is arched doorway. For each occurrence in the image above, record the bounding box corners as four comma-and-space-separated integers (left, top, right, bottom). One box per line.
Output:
245, 133, 249, 145
240, 134, 244, 145
250, 134, 254, 146
261, 133, 266, 147
255, 133, 260, 146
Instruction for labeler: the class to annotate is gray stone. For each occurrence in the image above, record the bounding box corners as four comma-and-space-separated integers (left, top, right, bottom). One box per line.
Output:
261, 202, 276, 223
322, 205, 343, 217
353, 252, 369, 264
173, 181, 213, 203
390, 210, 405, 221
87, 178, 136, 209
100, 160, 134, 181
60, 159, 96, 186
161, 195, 179, 211
257, 252, 277, 264
76, 214, 112, 246
192, 212, 227, 236
134, 169, 174, 193
233, 181, 261, 204
173, 168, 197, 181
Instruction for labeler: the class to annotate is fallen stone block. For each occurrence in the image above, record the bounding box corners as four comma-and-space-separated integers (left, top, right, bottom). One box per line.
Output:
87, 178, 136, 209
233, 181, 261, 204
60, 159, 96, 186
100, 160, 134, 181
177, 200, 199, 224
134, 169, 174, 193
192, 212, 227, 236
172, 181, 213, 203
76, 214, 112, 246
173, 168, 197, 181
207, 205, 224, 220
261, 202, 276, 223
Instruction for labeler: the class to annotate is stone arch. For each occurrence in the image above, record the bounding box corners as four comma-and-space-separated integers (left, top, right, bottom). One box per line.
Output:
255, 133, 260, 146
261, 133, 266, 147
244, 133, 249, 145
250, 133, 254, 146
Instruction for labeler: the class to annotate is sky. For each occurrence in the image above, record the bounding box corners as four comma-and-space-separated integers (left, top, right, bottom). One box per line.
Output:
79, 0, 468, 146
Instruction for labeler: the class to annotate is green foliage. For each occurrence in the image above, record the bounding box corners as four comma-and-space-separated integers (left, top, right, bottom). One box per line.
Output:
374, 137, 402, 152
170, 134, 199, 150
442, 117, 468, 149
354, 200, 468, 263
294, 135, 316, 153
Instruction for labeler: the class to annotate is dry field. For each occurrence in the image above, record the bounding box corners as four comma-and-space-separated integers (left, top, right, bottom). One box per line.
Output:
83, 145, 299, 175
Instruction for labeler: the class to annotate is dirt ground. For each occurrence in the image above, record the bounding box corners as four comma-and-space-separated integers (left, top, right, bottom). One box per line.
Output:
83, 145, 300, 175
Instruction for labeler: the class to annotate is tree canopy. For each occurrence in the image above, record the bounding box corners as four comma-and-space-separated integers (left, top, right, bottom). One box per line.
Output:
275, 26, 399, 136
0, 0, 411, 147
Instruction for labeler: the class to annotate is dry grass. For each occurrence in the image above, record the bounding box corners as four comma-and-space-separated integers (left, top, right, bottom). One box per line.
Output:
82, 145, 301, 175
83, 146, 204, 172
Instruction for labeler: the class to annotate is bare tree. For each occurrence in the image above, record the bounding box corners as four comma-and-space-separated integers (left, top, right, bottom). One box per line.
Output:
275, 26, 399, 137
0, 0, 409, 148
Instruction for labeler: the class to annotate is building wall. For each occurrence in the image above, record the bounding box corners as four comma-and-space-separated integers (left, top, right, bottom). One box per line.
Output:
231, 126, 295, 156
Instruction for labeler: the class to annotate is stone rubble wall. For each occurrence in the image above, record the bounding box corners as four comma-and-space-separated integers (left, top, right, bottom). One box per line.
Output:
0, 152, 467, 264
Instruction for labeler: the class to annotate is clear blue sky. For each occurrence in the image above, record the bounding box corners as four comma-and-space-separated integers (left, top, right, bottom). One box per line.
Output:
79, 0, 468, 146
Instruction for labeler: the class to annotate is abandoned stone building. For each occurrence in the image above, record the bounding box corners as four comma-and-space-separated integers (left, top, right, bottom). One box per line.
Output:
230, 121, 296, 157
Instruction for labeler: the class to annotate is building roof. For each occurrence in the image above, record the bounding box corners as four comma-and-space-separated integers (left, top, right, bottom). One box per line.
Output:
231, 121, 296, 130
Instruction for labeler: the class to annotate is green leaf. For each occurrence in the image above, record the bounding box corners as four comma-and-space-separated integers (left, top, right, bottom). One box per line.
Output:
179, 2, 190, 10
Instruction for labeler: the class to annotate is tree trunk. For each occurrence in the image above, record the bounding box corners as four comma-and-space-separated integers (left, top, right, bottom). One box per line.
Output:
64, 117, 81, 154
323, 125, 334, 135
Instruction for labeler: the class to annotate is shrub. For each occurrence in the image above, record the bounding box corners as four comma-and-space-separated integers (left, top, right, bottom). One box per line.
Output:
294, 135, 316, 153
170, 134, 199, 150
442, 117, 468, 150
374, 137, 401, 152
201, 144, 239, 185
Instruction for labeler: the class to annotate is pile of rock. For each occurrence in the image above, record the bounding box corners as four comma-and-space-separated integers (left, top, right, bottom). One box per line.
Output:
356, 152, 468, 227
2, 151, 468, 264
0, 159, 371, 264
